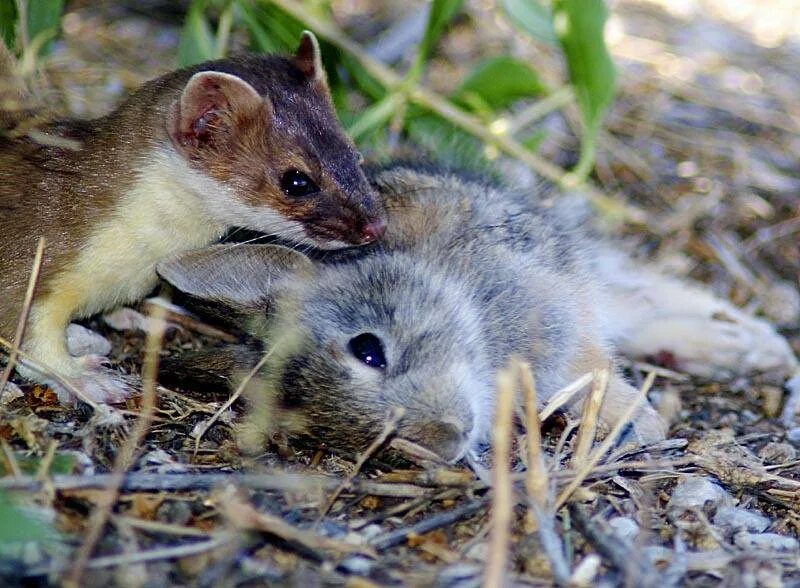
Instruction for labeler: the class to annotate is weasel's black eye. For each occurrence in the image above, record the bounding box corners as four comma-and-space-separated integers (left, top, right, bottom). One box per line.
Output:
348, 333, 386, 370
280, 169, 319, 197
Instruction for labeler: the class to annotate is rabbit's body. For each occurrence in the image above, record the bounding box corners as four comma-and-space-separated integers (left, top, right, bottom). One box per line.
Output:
159, 164, 799, 461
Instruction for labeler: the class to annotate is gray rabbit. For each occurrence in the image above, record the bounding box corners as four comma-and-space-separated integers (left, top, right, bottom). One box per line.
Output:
158, 164, 799, 461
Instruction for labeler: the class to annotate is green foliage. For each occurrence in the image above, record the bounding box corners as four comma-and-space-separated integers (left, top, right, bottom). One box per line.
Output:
26, 0, 63, 55
454, 56, 546, 114
0, 0, 16, 49
552, 0, 616, 180
499, 0, 556, 45
0, 491, 55, 544
0, 0, 64, 56
178, 0, 218, 66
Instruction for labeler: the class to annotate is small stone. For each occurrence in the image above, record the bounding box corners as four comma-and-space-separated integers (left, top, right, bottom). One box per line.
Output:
786, 427, 800, 443
761, 281, 800, 328
757, 441, 796, 464
713, 506, 770, 533
733, 532, 799, 552
156, 500, 192, 526
668, 476, 732, 518
570, 554, 601, 586
66, 323, 111, 357
0, 382, 24, 405
608, 517, 639, 542
338, 555, 374, 575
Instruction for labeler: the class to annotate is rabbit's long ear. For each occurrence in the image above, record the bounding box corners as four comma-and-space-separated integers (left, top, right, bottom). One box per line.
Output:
157, 244, 312, 309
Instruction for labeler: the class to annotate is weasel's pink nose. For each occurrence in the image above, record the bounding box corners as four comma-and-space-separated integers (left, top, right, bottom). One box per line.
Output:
360, 219, 387, 243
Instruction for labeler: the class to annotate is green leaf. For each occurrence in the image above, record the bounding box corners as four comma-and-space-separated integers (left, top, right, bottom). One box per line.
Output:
411, 0, 463, 77
499, 0, 556, 45
347, 94, 399, 142
453, 56, 546, 112
26, 0, 63, 56
237, 1, 304, 54
0, 492, 54, 543
0, 0, 16, 50
553, 0, 616, 180
178, 0, 217, 67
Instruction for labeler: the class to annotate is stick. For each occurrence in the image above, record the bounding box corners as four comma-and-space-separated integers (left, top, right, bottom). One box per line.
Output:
0, 472, 431, 497
0, 237, 44, 400
368, 500, 486, 551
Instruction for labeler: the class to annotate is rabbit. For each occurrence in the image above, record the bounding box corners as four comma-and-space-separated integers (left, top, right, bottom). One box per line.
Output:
157, 163, 799, 461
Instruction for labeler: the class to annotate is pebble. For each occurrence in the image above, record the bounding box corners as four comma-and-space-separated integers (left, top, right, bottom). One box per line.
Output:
713, 506, 770, 533
668, 477, 732, 518
786, 427, 800, 443
0, 382, 24, 405
608, 517, 639, 542
338, 555, 375, 576
733, 532, 799, 552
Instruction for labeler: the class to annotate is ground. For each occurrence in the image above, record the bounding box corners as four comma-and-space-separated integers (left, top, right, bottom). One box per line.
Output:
1, 0, 800, 586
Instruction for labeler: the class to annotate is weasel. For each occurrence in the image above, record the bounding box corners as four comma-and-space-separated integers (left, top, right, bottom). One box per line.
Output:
0, 32, 385, 403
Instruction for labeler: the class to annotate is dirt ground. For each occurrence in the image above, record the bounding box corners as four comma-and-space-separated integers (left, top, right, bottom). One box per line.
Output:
1, 0, 800, 585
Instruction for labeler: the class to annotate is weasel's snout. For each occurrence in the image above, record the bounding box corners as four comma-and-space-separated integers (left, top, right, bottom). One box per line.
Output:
403, 416, 473, 462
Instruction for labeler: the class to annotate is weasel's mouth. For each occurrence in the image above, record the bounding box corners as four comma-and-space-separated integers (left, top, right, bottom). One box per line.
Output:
305, 218, 381, 247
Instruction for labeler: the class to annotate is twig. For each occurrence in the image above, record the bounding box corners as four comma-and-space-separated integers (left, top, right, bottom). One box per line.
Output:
0, 237, 44, 400
485, 367, 516, 588
571, 369, 609, 467
318, 406, 405, 519
368, 500, 486, 551
26, 536, 235, 576
0, 472, 431, 497
519, 361, 547, 532
555, 372, 656, 509
266, 0, 645, 222
216, 485, 370, 559
569, 503, 662, 587
64, 307, 167, 588
192, 343, 277, 459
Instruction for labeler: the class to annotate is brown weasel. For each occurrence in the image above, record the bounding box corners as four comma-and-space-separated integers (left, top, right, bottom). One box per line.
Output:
0, 32, 385, 403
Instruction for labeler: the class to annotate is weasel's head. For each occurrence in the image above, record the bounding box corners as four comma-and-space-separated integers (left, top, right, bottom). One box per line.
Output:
158, 245, 493, 463
167, 32, 385, 249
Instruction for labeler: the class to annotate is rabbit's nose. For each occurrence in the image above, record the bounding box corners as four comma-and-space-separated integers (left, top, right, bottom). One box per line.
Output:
414, 418, 472, 462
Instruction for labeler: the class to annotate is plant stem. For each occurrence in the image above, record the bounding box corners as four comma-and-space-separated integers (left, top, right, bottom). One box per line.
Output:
266, 0, 644, 222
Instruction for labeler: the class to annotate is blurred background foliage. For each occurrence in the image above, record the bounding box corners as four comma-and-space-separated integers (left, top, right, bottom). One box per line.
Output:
0, 0, 617, 189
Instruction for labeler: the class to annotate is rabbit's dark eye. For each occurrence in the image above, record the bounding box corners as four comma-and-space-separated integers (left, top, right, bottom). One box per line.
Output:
348, 333, 386, 370
280, 169, 319, 197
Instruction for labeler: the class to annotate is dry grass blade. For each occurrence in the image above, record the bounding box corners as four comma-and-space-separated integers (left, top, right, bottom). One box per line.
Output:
555, 371, 656, 510
64, 306, 168, 588
485, 366, 515, 588
538, 372, 594, 422
0, 237, 44, 400
571, 369, 609, 467
517, 361, 547, 531
192, 343, 277, 459
318, 406, 405, 520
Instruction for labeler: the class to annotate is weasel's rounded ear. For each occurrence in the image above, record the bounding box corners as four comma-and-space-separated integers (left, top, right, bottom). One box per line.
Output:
294, 31, 328, 87
168, 71, 271, 152
157, 244, 313, 310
